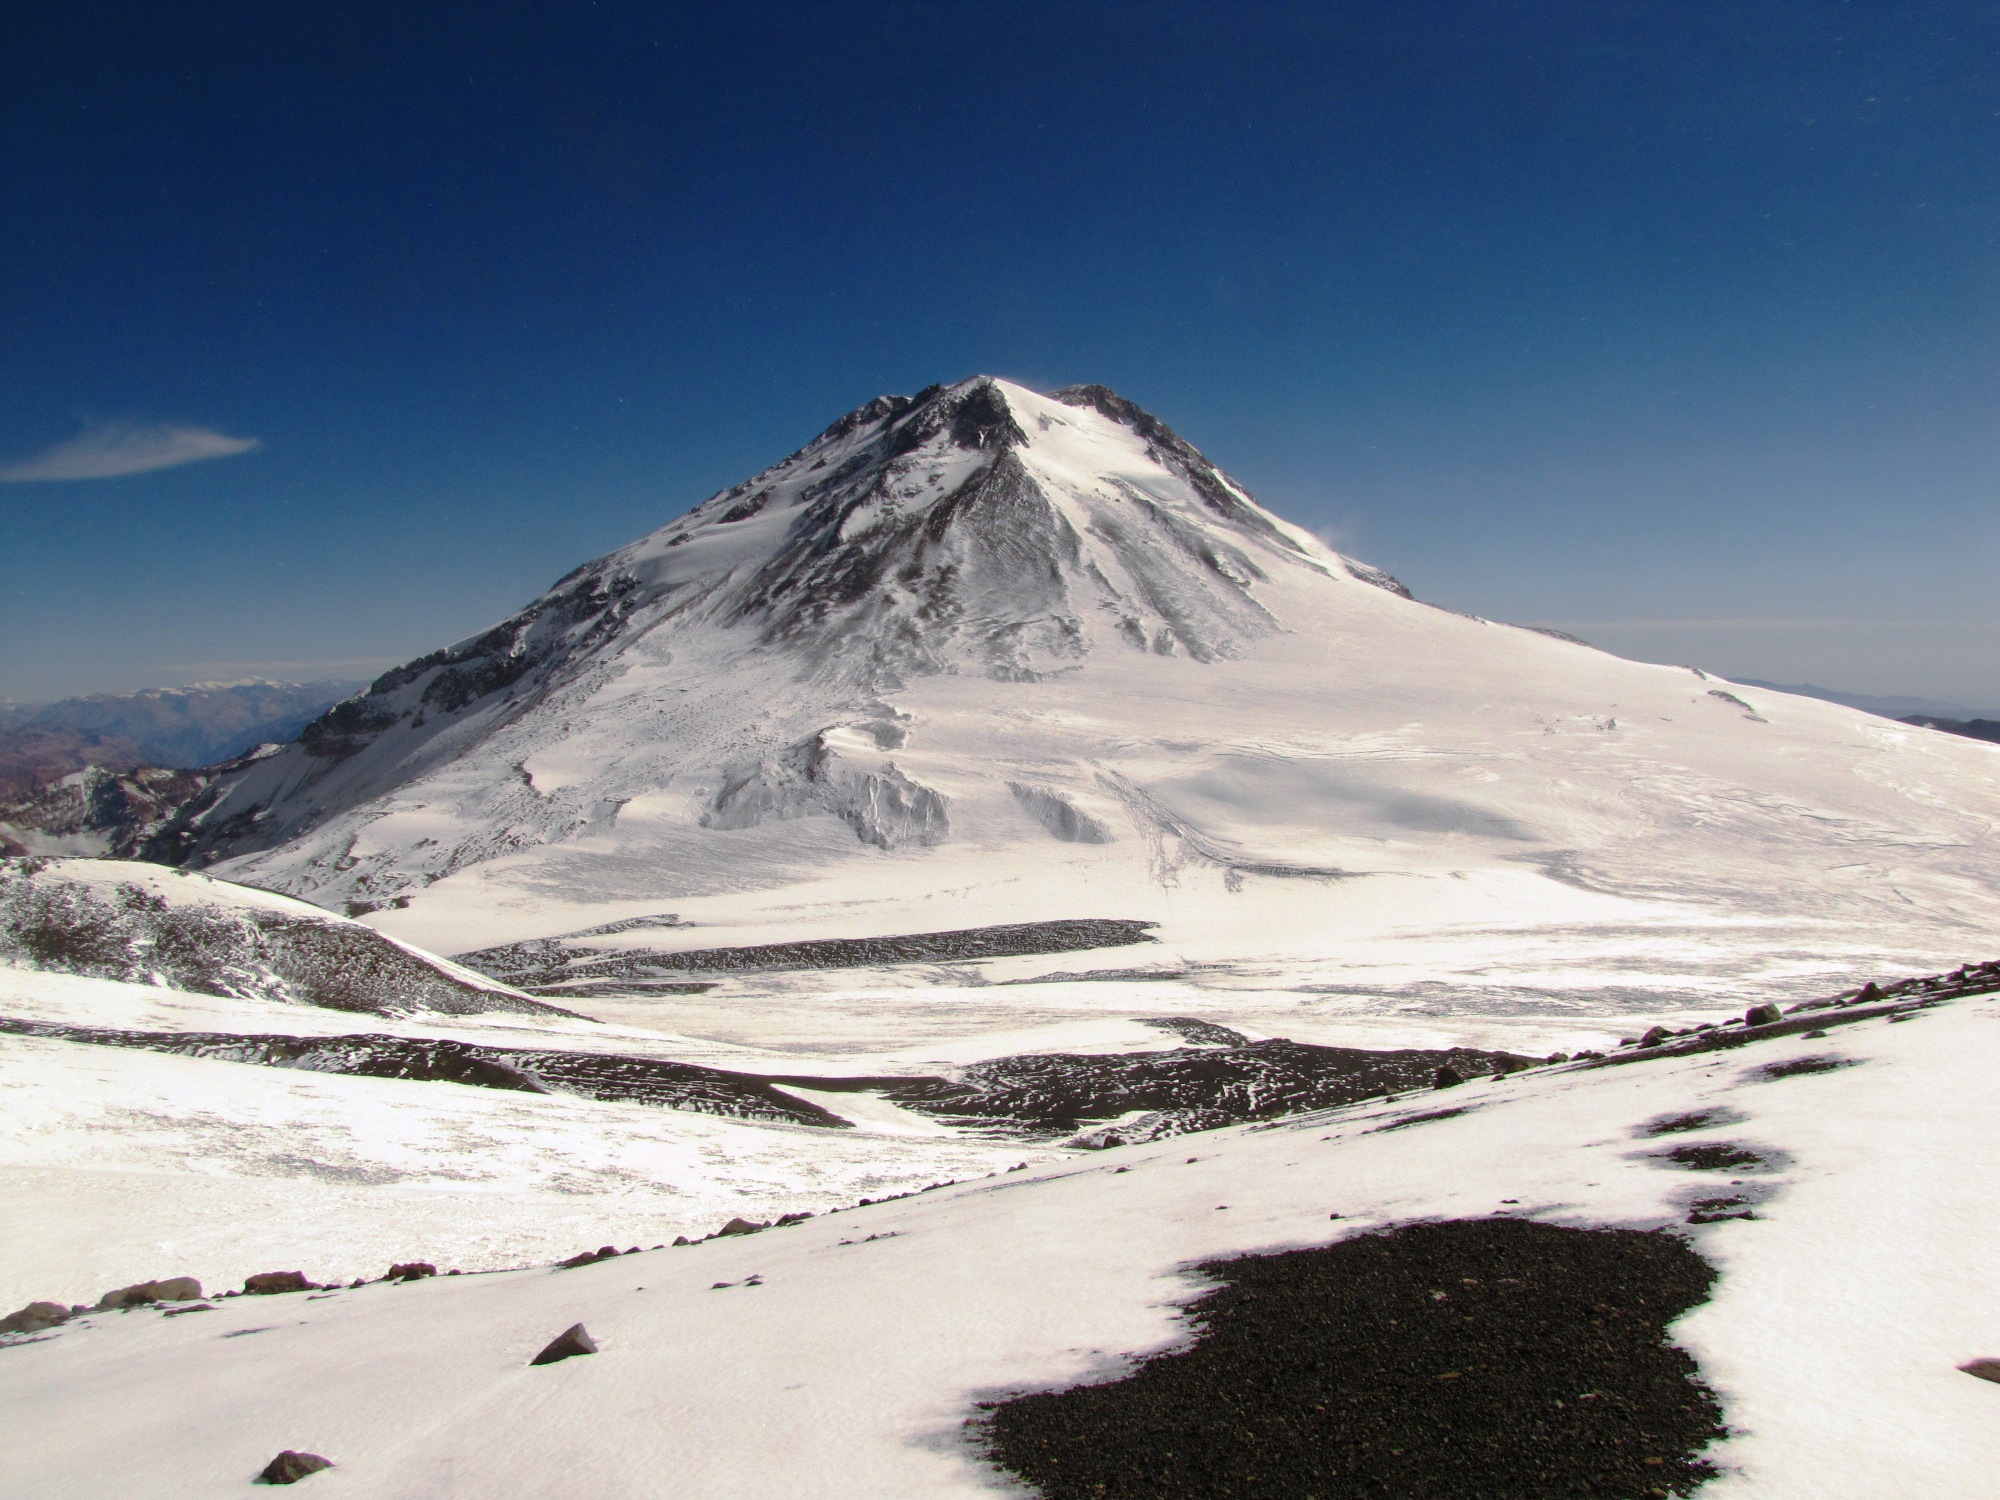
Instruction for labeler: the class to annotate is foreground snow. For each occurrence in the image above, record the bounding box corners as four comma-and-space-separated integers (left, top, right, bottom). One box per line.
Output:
5, 985, 1995, 1498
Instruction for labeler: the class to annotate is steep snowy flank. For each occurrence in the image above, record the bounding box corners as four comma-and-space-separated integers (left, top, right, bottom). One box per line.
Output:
146, 378, 1335, 881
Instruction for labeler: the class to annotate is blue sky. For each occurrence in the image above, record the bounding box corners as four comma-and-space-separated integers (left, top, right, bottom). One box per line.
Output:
4, 2, 1996, 706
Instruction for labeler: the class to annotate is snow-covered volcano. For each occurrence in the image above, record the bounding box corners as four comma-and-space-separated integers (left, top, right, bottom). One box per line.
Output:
153, 377, 2000, 1025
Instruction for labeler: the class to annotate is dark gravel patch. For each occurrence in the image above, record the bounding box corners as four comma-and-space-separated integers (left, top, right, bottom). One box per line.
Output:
456, 918, 1159, 986
1642, 1109, 1742, 1137
1753, 1055, 1857, 1081
1374, 1106, 1474, 1133
888, 1041, 1525, 1140
1656, 1142, 1772, 1173
983, 1217, 1724, 1499
0, 1017, 847, 1127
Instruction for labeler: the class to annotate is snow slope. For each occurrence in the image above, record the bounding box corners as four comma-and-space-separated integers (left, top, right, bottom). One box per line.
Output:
118, 375, 2000, 1044
5, 981, 1994, 1498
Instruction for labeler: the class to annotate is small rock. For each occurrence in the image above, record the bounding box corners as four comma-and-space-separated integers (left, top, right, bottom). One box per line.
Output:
672, 1235, 692, 1247
386, 1262, 436, 1282
776, 1211, 813, 1226
716, 1217, 766, 1237
1432, 1065, 1464, 1090
257, 1450, 332, 1484
1960, 1358, 2000, 1384
244, 1272, 314, 1296
1857, 981, 1884, 1001
0, 1300, 72, 1334
1744, 1004, 1783, 1027
530, 1323, 598, 1366
1545, 1052, 1570, 1064
557, 1247, 618, 1269
1638, 1025, 1671, 1047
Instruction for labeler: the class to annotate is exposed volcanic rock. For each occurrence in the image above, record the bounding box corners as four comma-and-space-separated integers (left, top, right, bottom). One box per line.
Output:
0, 858, 567, 1018
0, 763, 218, 858
454, 918, 1158, 991
984, 1218, 1725, 1500
883, 1038, 1531, 1141
0, 1017, 849, 1128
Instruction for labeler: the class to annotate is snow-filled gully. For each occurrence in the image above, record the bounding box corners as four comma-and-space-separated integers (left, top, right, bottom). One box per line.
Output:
4, 983, 1995, 1498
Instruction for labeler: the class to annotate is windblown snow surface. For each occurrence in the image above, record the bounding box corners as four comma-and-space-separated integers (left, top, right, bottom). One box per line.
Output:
3, 982, 1995, 1496
6, 379, 2000, 1495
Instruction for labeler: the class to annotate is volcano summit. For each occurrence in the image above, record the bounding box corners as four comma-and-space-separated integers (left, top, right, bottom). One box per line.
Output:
144, 377, 2000, 1031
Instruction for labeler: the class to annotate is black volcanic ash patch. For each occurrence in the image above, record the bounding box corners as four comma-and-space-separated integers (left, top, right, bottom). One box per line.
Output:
1373, 1106, 1473, 1132
454, 918, 1158, 988
1752, 1054, 1859, 1081
0, 1018, 847, 1128
983, 1217, 1725, 1500
1642, 1108, 1745, 1137
1656, 1142, 1776, 1173
885, 1039, 1524, 1140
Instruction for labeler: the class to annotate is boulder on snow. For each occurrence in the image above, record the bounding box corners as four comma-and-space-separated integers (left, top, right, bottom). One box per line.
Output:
557, 1245, 620, 1269
1960, 1358, 2000, 1384
257, 1450, 332, 1484
1743, 1004, 1783, 1027
716, 1218, 767, 1237
1432, 1065, 1464, 1090
96, 1276, 202, 1310
244, 1271, 315, 1296
1638, 1025, 1672, 1047
1857, 981, 1884, 1001
386, 1262, 436, 1282
530, 1323, 598, 1366
0, 1300, 71, 1334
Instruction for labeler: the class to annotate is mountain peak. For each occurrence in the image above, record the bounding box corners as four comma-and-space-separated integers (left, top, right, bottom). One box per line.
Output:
149, 378, 1374, 878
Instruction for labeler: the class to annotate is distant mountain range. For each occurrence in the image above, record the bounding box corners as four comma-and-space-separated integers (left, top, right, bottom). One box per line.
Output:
0, 680, 360, 800
1735, 680, 1999, 723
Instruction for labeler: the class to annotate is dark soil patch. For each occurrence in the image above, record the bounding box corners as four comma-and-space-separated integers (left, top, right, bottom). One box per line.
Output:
1375, 1106, 1473, 1132
1657, 1143, 1771, 1173
1642, 1109, 1741, 1137
887, 1042, 1523, 1140
1753, 1055, 1857, 1080
456, 918, 1158, 986
0, 1017, 847, 1128
983, 1217, 1724, 1499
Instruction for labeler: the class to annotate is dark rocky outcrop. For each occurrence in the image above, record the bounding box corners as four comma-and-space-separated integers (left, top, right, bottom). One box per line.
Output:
0, 860, 568, 1018
886, 1039, 1531, 1142
455, 917, 1158, 991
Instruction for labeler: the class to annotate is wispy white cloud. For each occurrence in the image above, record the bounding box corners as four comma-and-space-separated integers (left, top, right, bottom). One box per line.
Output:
0, 421, 260, 481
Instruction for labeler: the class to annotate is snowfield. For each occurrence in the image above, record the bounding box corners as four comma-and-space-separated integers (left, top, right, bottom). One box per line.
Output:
4, 983, 1995, 1498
